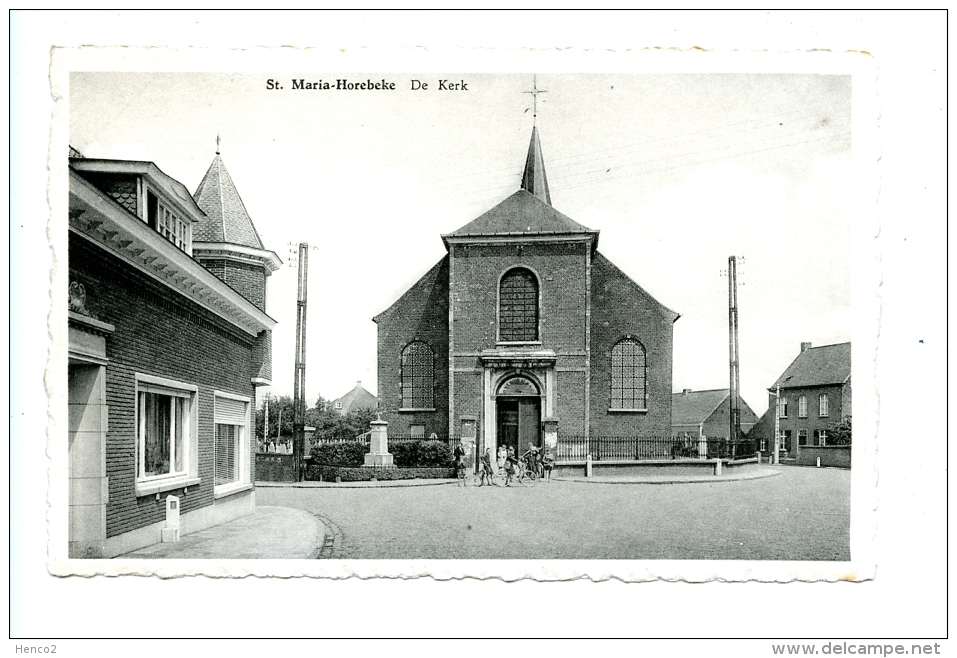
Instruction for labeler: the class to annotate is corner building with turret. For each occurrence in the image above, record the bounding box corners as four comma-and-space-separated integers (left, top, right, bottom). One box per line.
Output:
375, 129, 679, 458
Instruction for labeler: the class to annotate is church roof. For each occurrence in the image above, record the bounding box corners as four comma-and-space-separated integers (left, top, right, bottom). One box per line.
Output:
443, 189, 597, 241
192, 154, 265, 249
442, 128, 598, 246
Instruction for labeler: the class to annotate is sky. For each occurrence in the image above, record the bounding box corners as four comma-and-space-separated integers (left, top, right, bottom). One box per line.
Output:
70, 71, 853, 414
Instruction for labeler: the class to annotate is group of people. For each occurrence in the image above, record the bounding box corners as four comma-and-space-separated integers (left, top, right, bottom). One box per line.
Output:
477, 442, 555, 486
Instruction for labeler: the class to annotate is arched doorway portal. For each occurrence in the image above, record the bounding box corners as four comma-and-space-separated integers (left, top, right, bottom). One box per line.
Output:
495, 375, 542, 459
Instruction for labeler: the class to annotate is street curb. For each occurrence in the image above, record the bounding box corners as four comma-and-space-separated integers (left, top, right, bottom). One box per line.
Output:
554, 469, 782, 485
256, 479, 458, 489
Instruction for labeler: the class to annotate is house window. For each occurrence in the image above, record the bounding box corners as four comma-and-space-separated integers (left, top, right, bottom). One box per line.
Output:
778, 396, 788, 418
798, 429, 808, 446
798, 395, 807, 418
819, 393, 829, 417
214, 393, 250, 494
816, 429, 828, 447
401, 340, 434, 409
410, 425, 425, 440
149, 192, 192, 254
135, 376, 197, 494
334, 401, 342, 410
499, 268, 539, 342
610, 338, 647, 410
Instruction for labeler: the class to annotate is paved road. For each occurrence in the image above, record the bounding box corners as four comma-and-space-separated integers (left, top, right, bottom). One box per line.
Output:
256, 466, 850, 560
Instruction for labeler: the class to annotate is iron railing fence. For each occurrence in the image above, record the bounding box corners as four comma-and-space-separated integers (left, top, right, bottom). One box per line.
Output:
556, 436, 759, 462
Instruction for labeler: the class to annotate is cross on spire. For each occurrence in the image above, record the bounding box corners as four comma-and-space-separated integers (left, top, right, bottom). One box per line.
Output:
523, 74, 547, 124
216, 132, 221, 155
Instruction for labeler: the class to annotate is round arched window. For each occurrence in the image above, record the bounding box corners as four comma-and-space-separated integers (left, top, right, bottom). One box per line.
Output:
499, 268, 539, 342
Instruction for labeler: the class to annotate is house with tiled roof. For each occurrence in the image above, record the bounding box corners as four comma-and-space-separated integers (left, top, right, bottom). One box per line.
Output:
374, 127, 678, 459
331, 381, 378, 415
672, 388, 758, 443
66, 144, 279, 558
756, 342, 852, 460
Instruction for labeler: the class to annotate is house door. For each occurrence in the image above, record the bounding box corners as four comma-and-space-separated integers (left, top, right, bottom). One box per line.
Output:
496, 397, 541, 458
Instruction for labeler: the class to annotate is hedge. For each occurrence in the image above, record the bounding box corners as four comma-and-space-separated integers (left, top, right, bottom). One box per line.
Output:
309, 441, 367, 467
390, 440, 454, 468
304, 465, 455, 482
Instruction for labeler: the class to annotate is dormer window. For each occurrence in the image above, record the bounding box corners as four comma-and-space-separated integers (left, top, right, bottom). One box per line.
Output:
147, 191, 192, 254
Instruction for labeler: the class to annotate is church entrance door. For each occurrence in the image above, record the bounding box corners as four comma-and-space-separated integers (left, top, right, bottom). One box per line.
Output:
496, 397, 541, 459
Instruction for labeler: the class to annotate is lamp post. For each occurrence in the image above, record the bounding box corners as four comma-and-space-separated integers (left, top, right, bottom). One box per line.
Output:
770, 385, 781, 465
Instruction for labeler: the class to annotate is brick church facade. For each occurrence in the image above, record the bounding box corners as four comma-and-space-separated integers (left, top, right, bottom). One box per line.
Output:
67, 146, 279, 558
375, 128, 678, 459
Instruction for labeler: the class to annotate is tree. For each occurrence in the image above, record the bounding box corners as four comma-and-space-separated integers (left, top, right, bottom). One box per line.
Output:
832, 417, 852, 446
256, 395, 295, 441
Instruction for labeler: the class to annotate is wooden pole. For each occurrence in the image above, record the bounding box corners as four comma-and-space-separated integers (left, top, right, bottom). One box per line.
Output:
293, 242, 309, 480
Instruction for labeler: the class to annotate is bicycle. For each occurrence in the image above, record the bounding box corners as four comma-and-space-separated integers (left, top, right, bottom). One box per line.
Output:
504, 460, 538, 487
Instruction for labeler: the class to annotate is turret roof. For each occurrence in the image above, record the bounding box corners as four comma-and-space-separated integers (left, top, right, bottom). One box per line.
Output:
192, 154, 264, 249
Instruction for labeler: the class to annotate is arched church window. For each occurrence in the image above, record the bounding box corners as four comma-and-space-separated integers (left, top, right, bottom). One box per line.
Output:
611, 338, 647, 410
401, 341, 434, 409
499, 268, 539, 342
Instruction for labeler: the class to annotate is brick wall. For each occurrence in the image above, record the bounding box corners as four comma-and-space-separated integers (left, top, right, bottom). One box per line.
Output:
589, 253, 676, 437
449, 241, 588, 352
70, 234, 259, 539
195, 257, 267, 312
375, 257, 450, 438
775, 384, 846, 450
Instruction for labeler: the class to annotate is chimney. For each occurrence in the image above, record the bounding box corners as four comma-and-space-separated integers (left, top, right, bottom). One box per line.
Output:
356, 380, 362, 388
682, 389, 692, 395
801, 342, 812, 353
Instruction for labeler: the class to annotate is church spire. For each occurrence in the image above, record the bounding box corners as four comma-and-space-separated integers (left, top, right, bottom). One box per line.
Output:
521, 126, 551, 205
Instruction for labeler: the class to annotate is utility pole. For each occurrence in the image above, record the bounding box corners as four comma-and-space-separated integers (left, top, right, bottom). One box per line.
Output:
727, 256, 742, 456
292, 242, 309, 480
264, 393, 270, 446
772, 385, 781, 465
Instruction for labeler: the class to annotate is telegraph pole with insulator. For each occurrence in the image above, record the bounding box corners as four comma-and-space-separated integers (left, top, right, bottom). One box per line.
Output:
727, 255, 743, 455
292, 242, 309, 480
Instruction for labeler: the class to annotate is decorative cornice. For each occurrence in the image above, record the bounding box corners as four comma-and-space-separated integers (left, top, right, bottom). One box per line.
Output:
479, 348, 557, 370
70, 171, 276, 337
68, 311, 115, 336
192, 242, 282, 274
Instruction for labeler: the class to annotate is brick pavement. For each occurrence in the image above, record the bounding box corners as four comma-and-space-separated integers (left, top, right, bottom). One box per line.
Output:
256, 465, 851, 561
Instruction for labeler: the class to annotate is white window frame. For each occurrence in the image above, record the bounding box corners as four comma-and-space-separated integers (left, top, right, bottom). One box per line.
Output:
213, 391, 252, 498
155, 197, 192, 254
778, 396, 788, 418
798, 395, 807, 418
134, 374, 199, 497
818, 429, 828, 447
334, 401, 342, 410
798, 429, 808, 446
819, 393, 829, 418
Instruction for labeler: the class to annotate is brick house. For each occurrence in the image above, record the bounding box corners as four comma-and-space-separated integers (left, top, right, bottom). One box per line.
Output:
67, 147, 279, 558
761, 342, 852, 458
331, 381, 378, 415
672, 388, 759, 445
374, 128, 678, 458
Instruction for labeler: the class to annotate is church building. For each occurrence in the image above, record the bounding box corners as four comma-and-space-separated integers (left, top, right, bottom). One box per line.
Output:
374, 128, 679, 460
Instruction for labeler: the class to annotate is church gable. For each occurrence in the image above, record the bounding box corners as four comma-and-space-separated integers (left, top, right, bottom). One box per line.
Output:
374, 257, 450, 439
591, 252, 678, 322
589, 252, 678, 437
